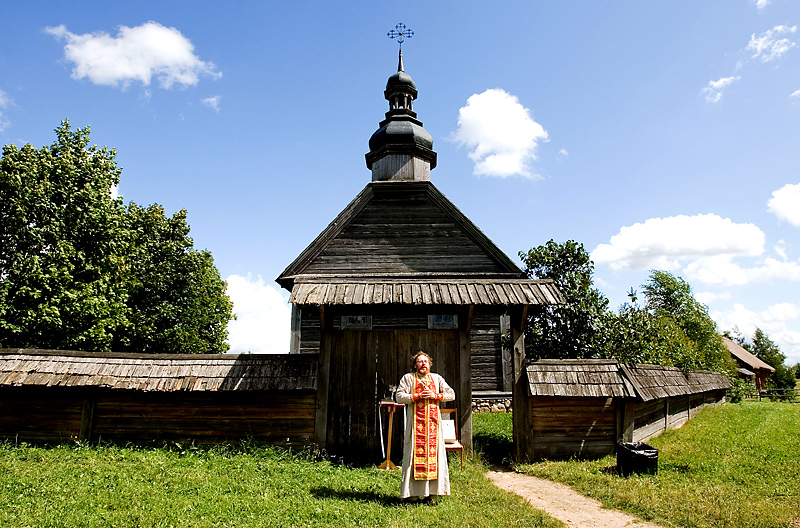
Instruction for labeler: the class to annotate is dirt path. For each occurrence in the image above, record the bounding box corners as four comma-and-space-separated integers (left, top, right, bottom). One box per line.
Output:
487, 469, 665, 528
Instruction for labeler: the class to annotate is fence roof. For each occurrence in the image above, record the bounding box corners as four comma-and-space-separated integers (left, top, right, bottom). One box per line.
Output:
526, 360, 731, 401
0, 349, 317, 392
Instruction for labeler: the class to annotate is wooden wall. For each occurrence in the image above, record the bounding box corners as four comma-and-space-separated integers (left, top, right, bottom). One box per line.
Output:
0, 386, 316, 445
529, 396, 618, 458
526, 390, 727, 459
632, 390, 727, 443
296, 305, 509, 392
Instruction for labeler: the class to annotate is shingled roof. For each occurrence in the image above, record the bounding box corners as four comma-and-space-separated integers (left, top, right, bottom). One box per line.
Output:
0, 349, 317, 392
526, 360, 730, 401
620, 363, 731, 402
526, 360, 636, 398
289, 278, 563, 306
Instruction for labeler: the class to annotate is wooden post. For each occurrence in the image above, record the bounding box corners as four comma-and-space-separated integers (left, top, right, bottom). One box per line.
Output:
314, 333, 332, 450
289, 305, 301, 354
511, 305, 531, 463
79, 396, 95, 443
458, 320, 473, 454
621, 399, 635, 442
500, 314, 512, 392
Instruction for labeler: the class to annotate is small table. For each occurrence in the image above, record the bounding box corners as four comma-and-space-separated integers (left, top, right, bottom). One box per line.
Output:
377, 400, 404, 470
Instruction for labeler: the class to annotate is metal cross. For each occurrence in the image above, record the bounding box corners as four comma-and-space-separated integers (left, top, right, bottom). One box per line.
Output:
387, 23, 414, 48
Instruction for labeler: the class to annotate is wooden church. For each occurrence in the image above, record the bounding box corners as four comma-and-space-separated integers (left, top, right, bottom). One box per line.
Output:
277, 51, 563, 464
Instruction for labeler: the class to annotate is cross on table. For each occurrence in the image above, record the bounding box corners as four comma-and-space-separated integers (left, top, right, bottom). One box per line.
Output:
387, 23, 414, 48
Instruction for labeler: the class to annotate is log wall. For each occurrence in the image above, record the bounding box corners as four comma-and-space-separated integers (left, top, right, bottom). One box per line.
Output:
0, 386, 316, 445
527, 389, 727, 459
529, 396, 618, 458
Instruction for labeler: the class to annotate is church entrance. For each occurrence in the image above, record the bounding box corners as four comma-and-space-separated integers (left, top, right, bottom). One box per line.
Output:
322, 329, 461, 465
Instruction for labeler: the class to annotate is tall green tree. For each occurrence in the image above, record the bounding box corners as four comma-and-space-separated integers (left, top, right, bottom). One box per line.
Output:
118, 204, 232, 354
0, 121, 233, 353
0, 121, 128, 351
751, 328, 796, 394
519, 240, 610, 359
640, 270, 730, 371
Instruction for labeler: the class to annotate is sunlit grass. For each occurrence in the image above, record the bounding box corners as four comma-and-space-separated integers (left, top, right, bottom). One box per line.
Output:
0, 441, 561, 528
516, 401, 800, 528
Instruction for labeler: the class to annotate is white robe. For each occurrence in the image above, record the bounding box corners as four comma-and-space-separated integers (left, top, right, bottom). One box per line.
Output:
395, 372, 456, 498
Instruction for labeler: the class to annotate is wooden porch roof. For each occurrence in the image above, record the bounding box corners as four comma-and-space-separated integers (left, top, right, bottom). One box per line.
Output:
0, 349, 317, 392
288, 277, 563, 306
526, 360, 730, 401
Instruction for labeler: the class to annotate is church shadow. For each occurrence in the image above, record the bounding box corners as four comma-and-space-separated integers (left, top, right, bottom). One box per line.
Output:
310, 486, 402, 506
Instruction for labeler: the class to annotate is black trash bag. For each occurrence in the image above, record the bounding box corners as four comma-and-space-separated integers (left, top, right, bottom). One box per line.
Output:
616, 442, 658, 477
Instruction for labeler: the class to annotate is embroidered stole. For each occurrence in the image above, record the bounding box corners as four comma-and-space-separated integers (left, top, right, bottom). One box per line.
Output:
412, 374, 439, 480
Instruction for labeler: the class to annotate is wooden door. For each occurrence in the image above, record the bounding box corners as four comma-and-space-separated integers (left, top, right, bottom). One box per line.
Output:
323, 329, 459, 465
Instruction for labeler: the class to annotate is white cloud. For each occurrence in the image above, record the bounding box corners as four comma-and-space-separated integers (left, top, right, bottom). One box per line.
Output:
747, 25, 797, 63
684, 255, 800, 285
791, 88, 800, 99
712, 302, 800, 365
0, 89, 11, 132
46, 21, 221, 89
202, 95, 221, 112
754, 0, 770, 9
695, 291, 731, 305
767, 182, 800, 226
701, 76, 740, 103
559, 148, 569, 158
592, 214, 765, 272
226, 274, 291, 354
450, 88, 548, 178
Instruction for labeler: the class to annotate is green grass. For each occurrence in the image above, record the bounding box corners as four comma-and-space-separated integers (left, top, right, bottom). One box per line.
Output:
0, 441, 561, 528
516, 401, 800, 528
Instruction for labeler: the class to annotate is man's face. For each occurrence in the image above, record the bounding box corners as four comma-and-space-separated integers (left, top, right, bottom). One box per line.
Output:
415, 355, 430, 375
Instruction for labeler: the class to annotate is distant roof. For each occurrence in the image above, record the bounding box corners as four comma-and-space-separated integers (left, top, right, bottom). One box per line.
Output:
722, 336, 775, 373
289, 278, 563, 306
0, 349, 317, 392
526, 360, 731, 401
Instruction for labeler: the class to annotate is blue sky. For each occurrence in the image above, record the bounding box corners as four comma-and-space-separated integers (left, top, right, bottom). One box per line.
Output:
2, 1, 800, 364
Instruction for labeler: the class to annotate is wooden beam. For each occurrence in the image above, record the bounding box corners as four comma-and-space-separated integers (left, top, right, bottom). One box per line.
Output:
465, 305, 474, 334
313, 333, 332, 450
500, 314, 512, 392
511, 322, 531, 462
458, 326, 473, 454
79, 396, 95, 443
290, 305, 301, 354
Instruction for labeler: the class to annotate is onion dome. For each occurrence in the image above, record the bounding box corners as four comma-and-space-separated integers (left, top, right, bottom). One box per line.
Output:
366, 51, 437, 181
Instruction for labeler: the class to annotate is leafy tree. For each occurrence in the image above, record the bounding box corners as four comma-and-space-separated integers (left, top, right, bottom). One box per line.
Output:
0, 121, 233, 353
0, 121, 128, 351
641, 270, 730, 372
751, 328, 797, 396
606, 291, 698, 367
519, 240, 610, 359
117, 204, 232, 354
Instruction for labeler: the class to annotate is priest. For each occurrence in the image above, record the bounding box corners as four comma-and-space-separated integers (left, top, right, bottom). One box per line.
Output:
395, 351, 455, 504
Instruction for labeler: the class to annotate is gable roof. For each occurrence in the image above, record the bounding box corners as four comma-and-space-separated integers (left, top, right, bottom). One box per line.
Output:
721, 336, 775, 373
277, 181, 525, 290
0, 349, 317, 392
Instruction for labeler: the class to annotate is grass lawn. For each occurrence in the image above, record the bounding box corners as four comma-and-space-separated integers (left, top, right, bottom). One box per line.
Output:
514, 401, 800, 528
0, 440, 561, 528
